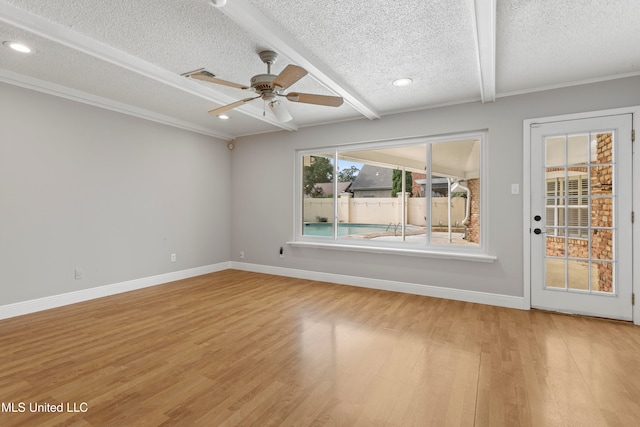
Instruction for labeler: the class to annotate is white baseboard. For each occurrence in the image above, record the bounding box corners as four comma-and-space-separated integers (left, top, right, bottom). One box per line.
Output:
0, 262, 231, 320
230, 262, 527, 310
0, 261, 526, 320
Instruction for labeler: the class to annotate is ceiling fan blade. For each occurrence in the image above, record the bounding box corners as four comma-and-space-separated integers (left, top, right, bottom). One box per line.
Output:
208, 96, 260, 115
182, 68, 250, 90
272, 65, 307, 90
286, 92, 344, 107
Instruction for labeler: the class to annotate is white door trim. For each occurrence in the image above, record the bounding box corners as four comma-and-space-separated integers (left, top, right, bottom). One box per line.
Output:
523, 106, 639, 325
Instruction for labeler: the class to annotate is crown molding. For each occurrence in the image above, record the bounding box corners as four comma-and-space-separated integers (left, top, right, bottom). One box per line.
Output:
0, 69, 234, 140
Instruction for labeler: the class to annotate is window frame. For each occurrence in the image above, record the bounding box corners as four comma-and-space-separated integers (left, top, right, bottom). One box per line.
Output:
290, 131, 495, 262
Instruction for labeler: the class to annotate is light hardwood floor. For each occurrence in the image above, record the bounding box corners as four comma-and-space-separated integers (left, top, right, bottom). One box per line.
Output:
1, 270, 640, 426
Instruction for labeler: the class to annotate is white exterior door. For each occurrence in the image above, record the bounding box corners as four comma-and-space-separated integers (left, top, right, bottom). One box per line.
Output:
530, 114, 633, 320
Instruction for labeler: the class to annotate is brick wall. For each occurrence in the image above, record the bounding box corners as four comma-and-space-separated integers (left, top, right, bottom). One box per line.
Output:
411, 173, 426, 196
466, 178, 480, 244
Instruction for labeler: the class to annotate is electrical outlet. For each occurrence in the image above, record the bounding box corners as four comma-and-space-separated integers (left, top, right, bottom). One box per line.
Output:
240, 251, 245, 259
74, 268, 83, 280
171, 253, 177, 262
279, 247, 284, 259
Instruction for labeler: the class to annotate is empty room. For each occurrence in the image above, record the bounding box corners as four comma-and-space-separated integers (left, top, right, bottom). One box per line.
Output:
1, 0, 640, 425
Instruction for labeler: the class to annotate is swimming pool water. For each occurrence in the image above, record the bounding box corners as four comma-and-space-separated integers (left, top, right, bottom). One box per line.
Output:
303, 223, 417, 236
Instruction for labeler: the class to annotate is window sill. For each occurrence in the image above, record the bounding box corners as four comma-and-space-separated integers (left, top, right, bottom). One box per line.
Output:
287, 241, 497, 263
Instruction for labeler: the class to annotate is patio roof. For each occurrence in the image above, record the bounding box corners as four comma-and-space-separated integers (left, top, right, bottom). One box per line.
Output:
339, 138, 480, 179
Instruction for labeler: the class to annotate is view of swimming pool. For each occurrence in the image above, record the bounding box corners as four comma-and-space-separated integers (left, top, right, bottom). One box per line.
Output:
303, 222, 419, 237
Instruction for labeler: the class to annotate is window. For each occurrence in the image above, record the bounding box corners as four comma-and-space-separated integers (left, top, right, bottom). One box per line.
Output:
294, 132, 489, 258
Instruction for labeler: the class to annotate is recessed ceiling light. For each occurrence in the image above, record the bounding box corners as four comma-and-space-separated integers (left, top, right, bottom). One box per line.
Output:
218, 114, 230, 120
208, 0, 227, 7
392, 78, 413, 87
3, 41, 32, 53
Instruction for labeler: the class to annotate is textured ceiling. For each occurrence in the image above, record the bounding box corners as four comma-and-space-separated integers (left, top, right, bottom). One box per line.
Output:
248, 0, 481, 112
497, 0, 640, 94
1, 0, 639, 140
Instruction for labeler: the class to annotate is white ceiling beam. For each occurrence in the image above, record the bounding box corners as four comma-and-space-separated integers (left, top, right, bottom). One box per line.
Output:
218, 0, 381, 120
472, 0, 496, 103
0, 2, 297, 132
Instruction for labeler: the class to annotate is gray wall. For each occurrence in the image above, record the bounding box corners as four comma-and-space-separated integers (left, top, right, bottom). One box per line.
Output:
0, 83, 231, 305
230, 76, 640, 298
2, 76, 638, 307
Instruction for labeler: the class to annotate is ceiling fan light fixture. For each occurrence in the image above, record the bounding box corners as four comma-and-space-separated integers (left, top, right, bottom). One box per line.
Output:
3, 41, 32, 53
185, 51, 343, 122
268, 100, 292, 123
392, 77, 413, 87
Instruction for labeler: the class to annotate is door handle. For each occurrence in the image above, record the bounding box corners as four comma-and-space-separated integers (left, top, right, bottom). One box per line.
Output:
533, 228, 546, 235
533, 215, 542, 221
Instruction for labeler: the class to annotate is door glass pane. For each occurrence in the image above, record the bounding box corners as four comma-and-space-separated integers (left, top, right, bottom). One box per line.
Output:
591, 197, 613, 228
546, 176, 558, 197
591, 133, 613, 164
567, 134, 589, 165
591, 166, 613, 195
591, 229, 613, 261
546, 228, 565, 257
567, 259, 590, 291
567, 232, 588, 258
592, 261, 614, 293
545, 207, 556, 231
566, 206, 583, 226
557, 207, 566, 227
567, 228, 589, 240
545, 258, 566, 289
545, 136, 566, 167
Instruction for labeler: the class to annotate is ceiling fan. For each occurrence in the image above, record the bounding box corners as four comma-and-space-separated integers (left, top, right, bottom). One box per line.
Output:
181, 50, 344, 122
